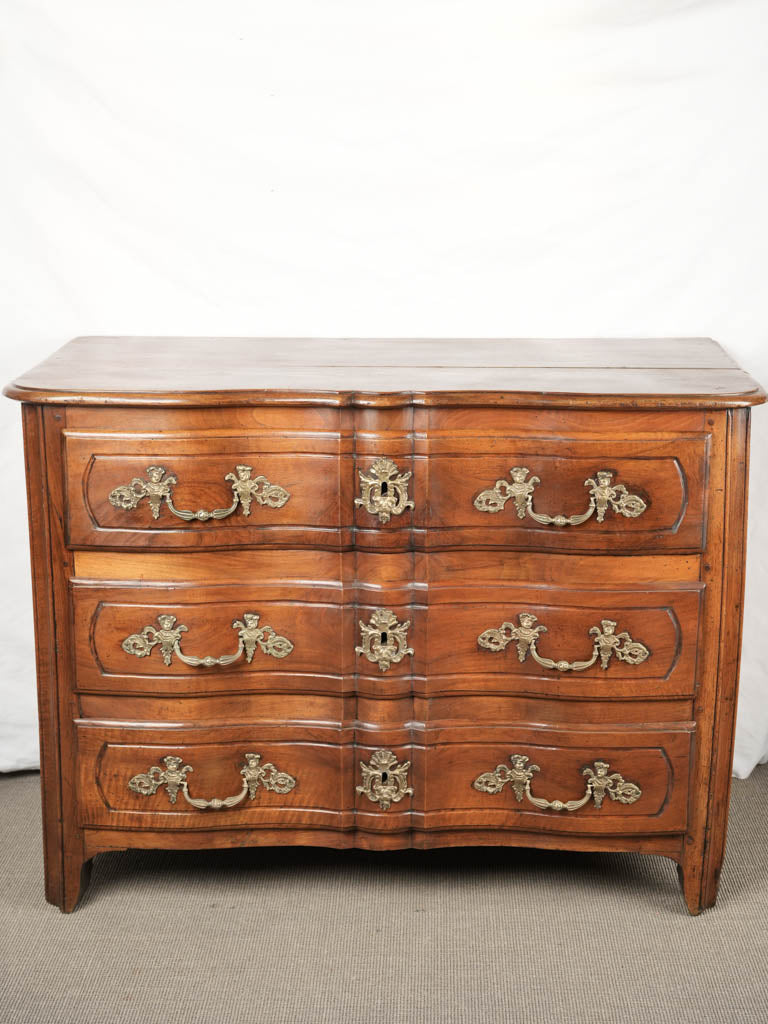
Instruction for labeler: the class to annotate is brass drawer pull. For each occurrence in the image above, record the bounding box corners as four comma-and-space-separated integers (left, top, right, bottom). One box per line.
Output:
478, 612, 649, 673
122, 611, 294, 667
355, 608, 414, 672
473, 754, 642, 812
108, 464, 290, 522
356, 749, 413, 810
355, 457, 414, 523
128, 752, 296, 810
474, 467, 646, 525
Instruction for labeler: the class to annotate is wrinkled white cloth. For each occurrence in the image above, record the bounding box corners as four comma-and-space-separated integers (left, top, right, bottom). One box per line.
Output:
0, 0, 766, 774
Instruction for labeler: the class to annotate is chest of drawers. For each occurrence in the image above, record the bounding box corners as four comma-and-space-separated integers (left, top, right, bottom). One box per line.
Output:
5, 336, 764, 913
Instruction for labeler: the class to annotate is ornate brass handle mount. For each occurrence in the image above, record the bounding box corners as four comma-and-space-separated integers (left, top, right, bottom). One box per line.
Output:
478, 612, 649, 673
473, 754, 642, 812
355, 457, 414, 523
355, 608, 414, 672
128, 752, 296, 810
122, 611, 294, 667
474, 468, 646, 526
109, 464, 290, 522
356, 749, 413, 810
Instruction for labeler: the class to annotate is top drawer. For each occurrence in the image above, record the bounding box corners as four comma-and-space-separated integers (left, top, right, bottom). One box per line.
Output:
61, 408, 711, 553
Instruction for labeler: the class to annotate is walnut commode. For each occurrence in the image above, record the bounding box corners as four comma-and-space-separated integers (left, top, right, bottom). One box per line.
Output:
4, 336, 764, 913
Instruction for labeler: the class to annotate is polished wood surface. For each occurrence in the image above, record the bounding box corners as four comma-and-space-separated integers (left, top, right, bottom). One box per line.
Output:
5, 338, 763, 913
4, 336, 765, 408
63, 409, 710, 552
70, 576, 700, 701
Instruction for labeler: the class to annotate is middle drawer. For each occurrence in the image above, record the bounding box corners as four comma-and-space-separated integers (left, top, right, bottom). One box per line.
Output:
72, 578, 702, 705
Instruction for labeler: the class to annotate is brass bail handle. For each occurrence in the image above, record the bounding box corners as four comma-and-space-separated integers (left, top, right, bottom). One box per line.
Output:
121, 611, 294, 667
128, 752, 297, 811
473, 755, 642, 813
474, 467, 647, 526
477, 612, 650, 673
109, 464, 290, 522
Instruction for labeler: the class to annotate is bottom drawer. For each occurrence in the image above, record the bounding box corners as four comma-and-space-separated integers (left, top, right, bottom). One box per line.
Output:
76, 723, 348, 830
422, 725, 693, 835
76, 722, 693, 840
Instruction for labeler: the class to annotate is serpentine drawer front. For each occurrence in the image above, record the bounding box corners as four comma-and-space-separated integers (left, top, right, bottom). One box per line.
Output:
4, 336, 764, 914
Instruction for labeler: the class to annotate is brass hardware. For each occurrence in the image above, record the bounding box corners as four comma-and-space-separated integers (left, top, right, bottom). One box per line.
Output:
108, 464, 289, 522
122, 611, 293, 667
128, 752, 296, 810
356, 749, 413, 810
473, 755, 642, 812
355, 457, 414, 523
478, 612, 649, 673
355, 608, 414, 672
474, 468, 646, 526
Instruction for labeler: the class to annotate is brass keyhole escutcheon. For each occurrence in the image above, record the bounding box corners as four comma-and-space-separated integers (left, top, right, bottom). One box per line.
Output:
356, 750, 412, 811
354, 457, 414, 523
355, 609, 414, 673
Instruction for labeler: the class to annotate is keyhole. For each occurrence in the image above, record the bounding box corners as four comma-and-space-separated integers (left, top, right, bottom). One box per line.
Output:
381, 481, 388, 495
381, 771, 389, 782
381, 632, 388, 645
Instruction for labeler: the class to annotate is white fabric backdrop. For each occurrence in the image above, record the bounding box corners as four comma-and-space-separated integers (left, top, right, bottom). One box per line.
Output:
1, 0, 766, 774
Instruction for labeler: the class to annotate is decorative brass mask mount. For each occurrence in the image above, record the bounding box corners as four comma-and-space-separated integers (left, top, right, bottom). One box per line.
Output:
128, 752, 296, 810
108, 464, 290, 522
355, 608, 414, 672
474, 467, 646, 526
478, 612, 649, 673
122, 612, 294, 667
355, 457, 415, 523
473, 754, 642, 812
356, 749, 414, 810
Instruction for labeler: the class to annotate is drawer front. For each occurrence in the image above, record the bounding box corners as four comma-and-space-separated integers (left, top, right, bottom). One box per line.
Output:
72, 582, 352, 696
64, 432, 352, 549
423, 434, 709, 551
76, 723, 349, 830
73, 580, 701, 703
63, 422, 709, 554
421, 725, 692, 834
421, 584, 702, 699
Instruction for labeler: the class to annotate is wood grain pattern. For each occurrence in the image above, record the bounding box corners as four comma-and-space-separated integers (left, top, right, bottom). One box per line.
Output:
4, 337, 765, 408
76, 723, 350, 831
5, 337, 763, 913
420, 725, 692, 834
62, 410, 710, 552
69, 578, 701, 704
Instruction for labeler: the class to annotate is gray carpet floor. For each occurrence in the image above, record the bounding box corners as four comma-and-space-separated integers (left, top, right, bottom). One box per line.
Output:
0, 769, 766, 1024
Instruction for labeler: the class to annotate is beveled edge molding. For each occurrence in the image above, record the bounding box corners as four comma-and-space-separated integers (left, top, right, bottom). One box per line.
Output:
128, 752, 297, 810
356, 749, 414, 810
478, 612, 650, 673
355, 607, 414, 672
354, 457, 415, 523
122, 611, 294, 667
473, 754, 642, 812
108, 464, 290, 522
474, 467, 647, 526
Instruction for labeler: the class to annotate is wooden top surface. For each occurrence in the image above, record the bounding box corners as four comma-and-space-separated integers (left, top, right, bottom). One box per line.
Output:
4, 336, 765, 408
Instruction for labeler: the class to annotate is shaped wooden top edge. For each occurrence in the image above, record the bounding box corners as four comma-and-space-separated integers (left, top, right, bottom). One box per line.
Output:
3, 382, 765, 409
3, 336, 765, 408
